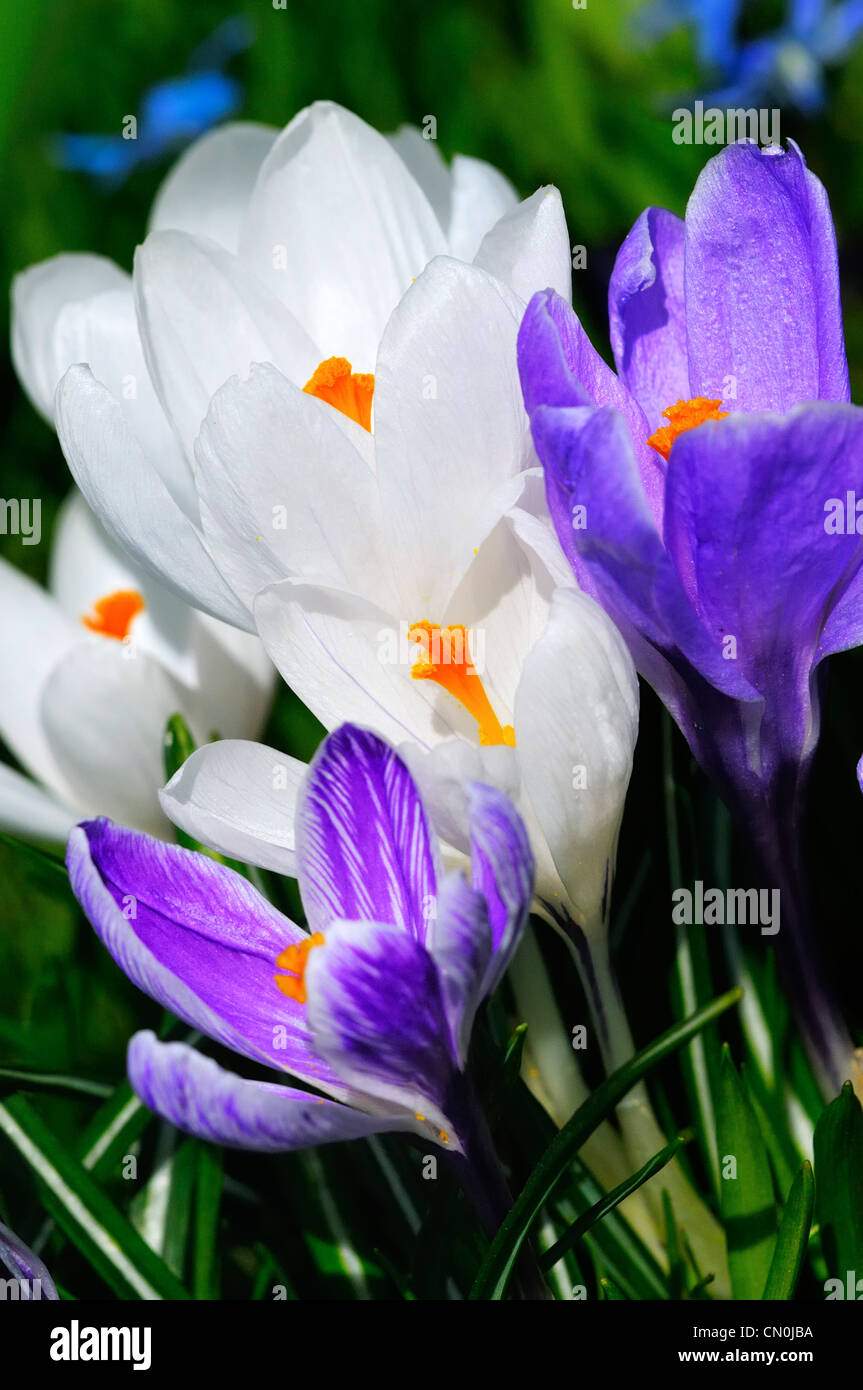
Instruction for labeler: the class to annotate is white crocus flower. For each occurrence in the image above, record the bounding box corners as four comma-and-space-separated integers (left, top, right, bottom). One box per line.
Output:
17, 100, 569, 629
142, 248, 639, 939
0, 492, 272, 840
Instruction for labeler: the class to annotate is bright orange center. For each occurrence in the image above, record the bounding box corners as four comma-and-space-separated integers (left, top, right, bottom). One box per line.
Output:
81, 590, 145, 641
408, 621, 515, 747
274, 932, 325, 1005
303, 357, 374, 431
646, 397, 728, 460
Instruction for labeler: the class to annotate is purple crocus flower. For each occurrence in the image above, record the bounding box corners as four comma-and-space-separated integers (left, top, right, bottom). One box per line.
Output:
0, 1219, 59, 1299
517, 140, 863, 1094
66, 722, 535, 1239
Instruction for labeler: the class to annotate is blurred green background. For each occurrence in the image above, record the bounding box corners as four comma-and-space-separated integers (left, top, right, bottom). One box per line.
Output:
1, 0, 862, 1297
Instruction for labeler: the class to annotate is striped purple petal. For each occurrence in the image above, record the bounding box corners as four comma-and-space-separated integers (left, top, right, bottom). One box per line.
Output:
305, 919, 461, 1145
466, 781, 534, 996
296, 724, 438, 942
0, 1219, 59, 1299
67, 819, 345, 1096
426, 870, 492, 1067
128, 1033, 405, 1151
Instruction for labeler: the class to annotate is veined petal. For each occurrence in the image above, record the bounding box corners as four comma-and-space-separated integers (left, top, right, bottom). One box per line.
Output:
148, 122, 277, 253
448, 153, 519, 262
685, 140, 849, 410
67, 820, 344, 1092
664, 402, 863, 763
474, 186, 572, 306
608, 207, 689, 430
55, 366, 252, 630
518, 289, 665, 527
0, 1219, 59, 1299
134, 229, 320, 466
11, 252, 128, 420
253, 578, 465, 748
515, 587, 638, 933
466, 781, 534, 995
0, 557, 80, 797
427, 870, 493, 1067
296, 724, 438, 942
305, 919, 459, 1144
0, 762, 77, 843
160, 738, 304, 875
374, 256, 532, 615
195, 363, 395, 614
240, 100, 447, 370
128, 1033, 403, 1152
41, 640, 191, 834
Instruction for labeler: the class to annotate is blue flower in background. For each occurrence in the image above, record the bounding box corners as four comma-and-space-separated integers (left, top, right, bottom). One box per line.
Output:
50, 16, 255, 185
641, 0, 863, 113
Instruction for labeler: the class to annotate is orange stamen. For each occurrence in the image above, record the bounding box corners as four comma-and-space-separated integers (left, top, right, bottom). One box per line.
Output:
408, 621, 515, 747
274, 932, 325, 1005
82, 590, 145, 641
303, 356, 374, 431
646, 397, 728, 460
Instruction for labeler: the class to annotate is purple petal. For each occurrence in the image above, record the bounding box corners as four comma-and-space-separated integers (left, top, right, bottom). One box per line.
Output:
685, 141, 849, 411
665, 403, 863, 762
426, 871, 492, 1066
305, 920, 459, 1138
296, 724, 438, 942
529, 402, 759, 704
518, 289, 665, 526
67, 820, 343, 1093
127, 1032, 403, 1151
0, 1219, 59, 1299
466, 781, 534, 995
608, 207, 689, 430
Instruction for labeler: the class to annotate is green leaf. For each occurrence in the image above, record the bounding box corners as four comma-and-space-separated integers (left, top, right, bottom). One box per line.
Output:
0, 1067, 112, 1100
163, 712, 197, 782
541, 1134, 686, 1273
0, 1095, 190, 1300
715, 1045, 777, 1299
469, 986, 742, 1300
193, 1142, 223, 1299
762, 1163, 814, 1300
814, 1080, 863, 1282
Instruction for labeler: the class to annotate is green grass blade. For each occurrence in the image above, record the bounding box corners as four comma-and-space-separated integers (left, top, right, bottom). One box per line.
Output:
0, 1096, 191, 1300
541, 1134, 685, 1273
193, 1142, 224, 1299
715, 1045, 777, 1298
814, 1081, 863, 1283
469, 986, 742, 1300
762, 1163, 814, 1300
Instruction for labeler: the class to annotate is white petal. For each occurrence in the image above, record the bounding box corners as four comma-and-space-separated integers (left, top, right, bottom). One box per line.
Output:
0, 557, 80, 796
514, 588, 639, 934
134, 229, 320, 465
195, 363, 394, 613
474, 186, 572, 306
399, 738, 519, 855
56, 366, 253, 630
159, 738, 303, 873
447, 154, 519, 262
240, 101, 447, 369
11, 254, 128, 419
41, 639, 196, 834
388, 126, 451, 232
52, 285, 195, 516
374, 256, 533, 614
254, 578, 471, 747
0, 761, 78, 842
188, 614, 274, 741
148, 122, 277, 252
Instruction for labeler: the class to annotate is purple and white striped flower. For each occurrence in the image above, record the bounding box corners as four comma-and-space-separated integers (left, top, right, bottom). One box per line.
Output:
0, 1219, 59, 1300
66, 723, 533, 1163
